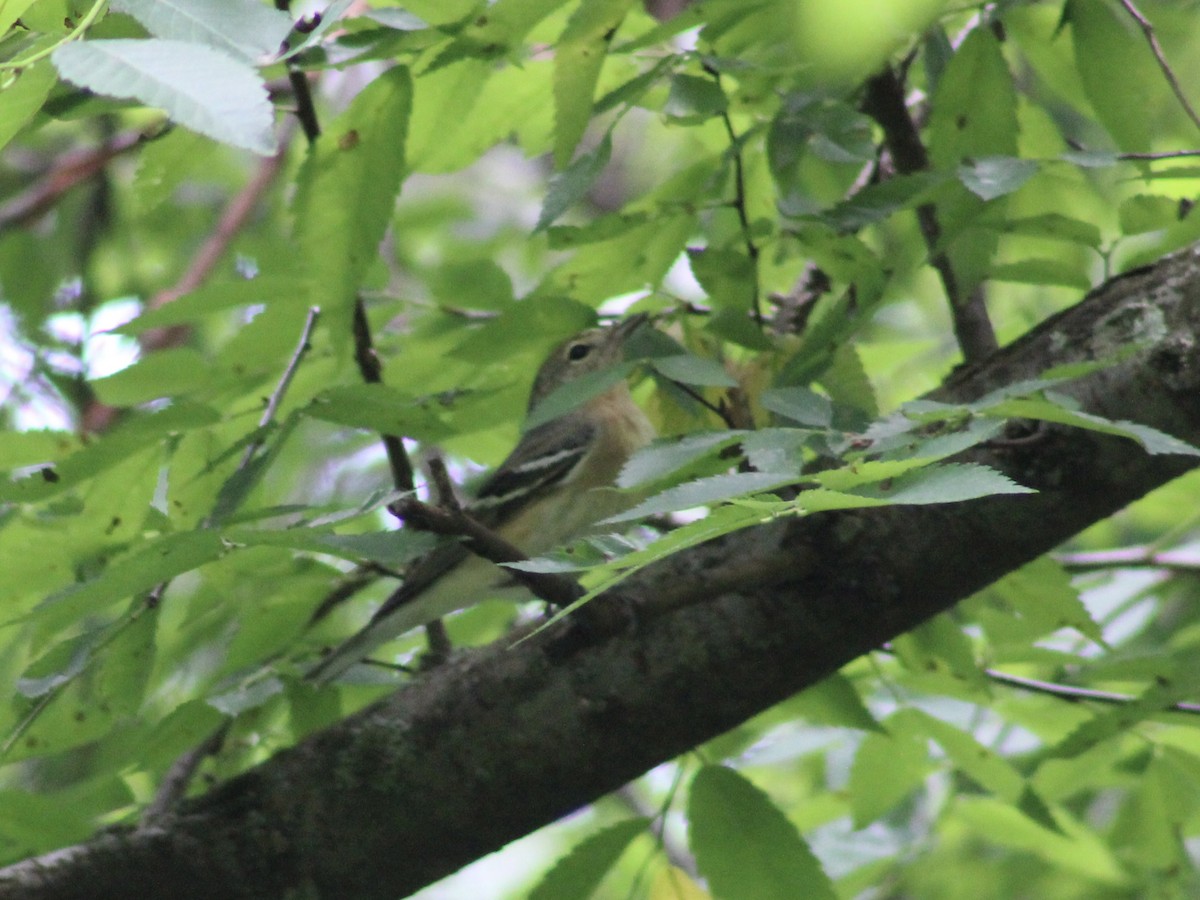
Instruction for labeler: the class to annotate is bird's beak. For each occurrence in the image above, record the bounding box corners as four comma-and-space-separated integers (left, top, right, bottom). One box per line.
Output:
611, 312, 650, 344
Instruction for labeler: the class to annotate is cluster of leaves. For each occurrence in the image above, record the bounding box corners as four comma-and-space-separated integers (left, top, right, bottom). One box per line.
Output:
2, 0, 1200, 897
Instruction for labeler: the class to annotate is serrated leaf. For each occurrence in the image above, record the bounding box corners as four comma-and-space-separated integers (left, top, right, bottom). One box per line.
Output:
957, 156, 1037, 201
985, 396, 1200, 456
688, 766, 835, 900
617, 431, 745, 488
605, 471, 795, 523
849, 463, 1034, 505
535, 132, 612, 231
293, 66, 412, 350
111, 0, 293, 62
528, 818, 647, 900
52, 39, 276, 154
979, 556, 1103, 644
552, 0, 633, 167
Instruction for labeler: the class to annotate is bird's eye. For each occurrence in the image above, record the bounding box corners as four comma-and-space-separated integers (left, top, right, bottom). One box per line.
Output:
567, 343, 592, 361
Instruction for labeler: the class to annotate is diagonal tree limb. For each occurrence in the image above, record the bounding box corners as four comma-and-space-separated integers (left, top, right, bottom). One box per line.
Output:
6, 243, 1200, 898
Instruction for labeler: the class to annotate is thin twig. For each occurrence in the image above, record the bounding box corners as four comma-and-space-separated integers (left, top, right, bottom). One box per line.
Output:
662, 376, 740, 430
1119, 149, 1200, 160
83, 132, 296, 432
702, 64, 762, 328
1056, 546, 1200, 573
141, 722, 231, 826
861, 67, 998, 363
1117, 0, 1200, 134
986, 668, 1200, 715
235, 306, 321, 472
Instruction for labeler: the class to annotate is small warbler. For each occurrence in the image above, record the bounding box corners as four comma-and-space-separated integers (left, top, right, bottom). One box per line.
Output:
309, 315, 654, 683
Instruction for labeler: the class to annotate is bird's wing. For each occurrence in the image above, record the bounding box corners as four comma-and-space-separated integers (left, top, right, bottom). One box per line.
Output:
470, 415, 596, 520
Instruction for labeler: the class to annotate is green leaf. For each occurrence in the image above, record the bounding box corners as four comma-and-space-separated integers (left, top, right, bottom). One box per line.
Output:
535, 132, 612, 231
0, 430, 80, 472
957, 156, 1037, 201
524, 361, 633, 431
89, 347, 214, 406
688, 247, 757, 312
974, 556, 1103, 644
226, 526, 437, 570
617, 431, 745, 488
954, 796, 1126, 883
926, 28, 1016, 294
792, 674, 882, 733
688, 765, 835, 900
1118, 194, 1181, 235
664, 73, 726, 122
849, 729, 930, 827
51, 39, 276, 154
552, 0, 633, 167
817, 171, 947, 231
111, 0, 293, 62
26, 531, 227, 637
848, 463, 1034, 505
428, 259, 514, 310
115, 276, 311, 334
1003, 213, 1102, 248
207, 675, 284, 716
893, 615, 985, 689
1046, 663, 1200, 760
985, 395, 1200, 456
0, 61, 56, 153
0, 403, 221, 503
650, 353, 738, 388
605, 471, 795, 523
988, 258, 1092, 289
528, 818, 648, 900
293, 66, 412, 350
1067, 0, 1158, 153
761, 386, 833, 427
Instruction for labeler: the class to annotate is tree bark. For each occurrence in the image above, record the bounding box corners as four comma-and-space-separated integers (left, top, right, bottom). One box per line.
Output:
6, 243, 1200, 899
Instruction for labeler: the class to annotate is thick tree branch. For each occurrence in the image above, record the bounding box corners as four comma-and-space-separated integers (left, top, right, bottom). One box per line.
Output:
7, 243, 1200, 898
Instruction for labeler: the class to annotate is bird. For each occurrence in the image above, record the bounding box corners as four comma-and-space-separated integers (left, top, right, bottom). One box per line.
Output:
307, 314, 655, 683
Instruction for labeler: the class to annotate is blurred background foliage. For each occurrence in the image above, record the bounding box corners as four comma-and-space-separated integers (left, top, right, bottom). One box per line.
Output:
2, 0, 1200, 897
